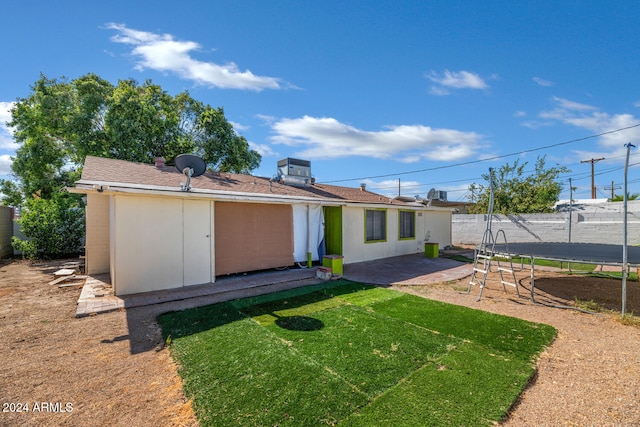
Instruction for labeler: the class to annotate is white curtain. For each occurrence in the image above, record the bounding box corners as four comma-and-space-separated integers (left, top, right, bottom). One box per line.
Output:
292, 204, 325, 262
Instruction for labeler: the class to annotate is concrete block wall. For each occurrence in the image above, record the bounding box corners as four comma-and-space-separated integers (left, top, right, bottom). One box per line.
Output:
452, 201, 640, 245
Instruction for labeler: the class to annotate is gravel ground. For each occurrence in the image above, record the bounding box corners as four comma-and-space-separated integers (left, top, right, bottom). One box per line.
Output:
394, 270, 640, 426
2, 257, 639, 426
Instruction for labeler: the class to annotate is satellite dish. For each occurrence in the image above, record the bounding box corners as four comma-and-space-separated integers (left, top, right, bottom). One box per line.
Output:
175, 154, 207, 191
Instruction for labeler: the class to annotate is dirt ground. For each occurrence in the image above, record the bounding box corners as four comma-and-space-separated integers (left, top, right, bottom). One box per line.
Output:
0, 258, 197, 427
1, 256, 639, 426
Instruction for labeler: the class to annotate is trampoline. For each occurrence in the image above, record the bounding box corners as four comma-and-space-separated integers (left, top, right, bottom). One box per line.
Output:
481, 242, 640, 312
491, 242, 640, 266
471, 145, 637, 314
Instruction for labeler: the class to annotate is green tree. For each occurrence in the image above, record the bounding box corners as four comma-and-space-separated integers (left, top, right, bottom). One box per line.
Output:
610, 193, 640, 202
467, 156, 569, 214
0, 179, 24, 208
5, 73, 261, 258
195, 106, 261, 173
8, 75, 74, 199
7, 73, 261, 200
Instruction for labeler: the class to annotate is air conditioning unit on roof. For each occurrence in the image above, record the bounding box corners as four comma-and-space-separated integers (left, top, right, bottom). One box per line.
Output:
277, 158, 312, 187
427, 188, 448, 201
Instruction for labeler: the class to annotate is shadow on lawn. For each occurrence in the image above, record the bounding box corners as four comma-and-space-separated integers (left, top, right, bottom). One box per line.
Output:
275, 315, 324, 331
155, 280, 374, 341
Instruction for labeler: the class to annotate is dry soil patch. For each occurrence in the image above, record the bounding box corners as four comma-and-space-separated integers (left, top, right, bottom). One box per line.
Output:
1, 257, 639, 426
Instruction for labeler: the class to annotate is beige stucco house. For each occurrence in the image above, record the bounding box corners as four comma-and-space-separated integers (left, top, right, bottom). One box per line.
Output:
71, 156, 452, 296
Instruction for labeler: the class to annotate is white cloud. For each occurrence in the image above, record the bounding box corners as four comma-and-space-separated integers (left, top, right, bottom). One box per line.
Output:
229, 121, 249, 132
106, 23, 285, 91
513, 111, 527, 118
521, 120, 552, 129
255, 114, 277, 125
0, 154, 13, 175
0, 101, 18, 151
533, 77, 554, 87
0, 102, 13, 125
428, 85, 450, 96
550, 96, 597, 112
248, 141, 277, 157
268, 115, 484, 162
535, 97, 640, 155
426, 70, 488, 95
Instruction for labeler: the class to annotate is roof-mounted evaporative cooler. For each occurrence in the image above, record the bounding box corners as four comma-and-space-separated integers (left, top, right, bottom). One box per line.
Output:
277, 158, 312, 187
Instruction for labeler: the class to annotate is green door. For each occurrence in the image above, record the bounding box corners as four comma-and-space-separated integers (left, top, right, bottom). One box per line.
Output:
323, 206, 343, 255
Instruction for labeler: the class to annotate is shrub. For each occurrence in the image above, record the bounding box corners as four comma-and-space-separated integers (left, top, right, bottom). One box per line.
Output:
12, 195, 85, 259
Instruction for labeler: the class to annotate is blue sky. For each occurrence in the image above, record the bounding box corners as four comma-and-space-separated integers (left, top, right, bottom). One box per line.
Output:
2, 1, 640, 201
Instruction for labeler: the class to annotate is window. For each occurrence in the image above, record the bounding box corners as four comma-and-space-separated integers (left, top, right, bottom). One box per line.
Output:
365, 209, 386, 242
399, 211, 416, 239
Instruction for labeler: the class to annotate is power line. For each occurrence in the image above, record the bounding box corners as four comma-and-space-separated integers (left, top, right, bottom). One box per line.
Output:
319, 122, 640, 184
364, 148, 640, 192
369, 158, 640, 195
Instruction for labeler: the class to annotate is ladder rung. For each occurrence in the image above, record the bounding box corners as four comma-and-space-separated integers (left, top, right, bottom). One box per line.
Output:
497, 267, 513, 273
477, 254, 492, 259
473, 268, 488, 274
500, 281, 517, 288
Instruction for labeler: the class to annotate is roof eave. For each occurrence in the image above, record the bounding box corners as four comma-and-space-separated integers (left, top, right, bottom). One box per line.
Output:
71, 180, 435, 209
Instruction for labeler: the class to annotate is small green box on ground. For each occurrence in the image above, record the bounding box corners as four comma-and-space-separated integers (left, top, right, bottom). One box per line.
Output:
424, 243, 439, 258
323, 255, 344, 277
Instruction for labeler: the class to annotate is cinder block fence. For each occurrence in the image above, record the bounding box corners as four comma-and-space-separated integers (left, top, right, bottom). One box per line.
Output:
452, 201, 640, 246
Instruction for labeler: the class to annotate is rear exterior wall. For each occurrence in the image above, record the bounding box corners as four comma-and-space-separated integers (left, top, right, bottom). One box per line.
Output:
85, 194, 110, 275
341, 206, 452, 264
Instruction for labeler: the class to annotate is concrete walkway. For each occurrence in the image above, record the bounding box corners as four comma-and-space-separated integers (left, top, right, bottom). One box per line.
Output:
343, 253, 474, 285
76, 268, 322, 317
76, 254, 473, 317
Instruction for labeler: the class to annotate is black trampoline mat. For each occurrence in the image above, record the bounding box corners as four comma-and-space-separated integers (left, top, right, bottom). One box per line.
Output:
489, 242, 640, 265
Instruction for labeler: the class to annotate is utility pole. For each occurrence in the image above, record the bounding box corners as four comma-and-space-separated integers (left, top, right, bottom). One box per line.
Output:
581, 157, 605, 199
604, 180, 621, 200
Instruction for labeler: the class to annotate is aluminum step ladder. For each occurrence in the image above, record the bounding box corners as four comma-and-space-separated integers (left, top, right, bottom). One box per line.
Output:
467, 229, 520, 301
493, 229, 520, 298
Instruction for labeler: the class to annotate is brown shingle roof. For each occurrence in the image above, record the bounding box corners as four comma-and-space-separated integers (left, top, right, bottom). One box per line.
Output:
78, 156, 408, 205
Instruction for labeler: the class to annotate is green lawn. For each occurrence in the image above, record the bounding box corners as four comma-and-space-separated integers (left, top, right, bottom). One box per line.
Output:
159, 281, 556, 426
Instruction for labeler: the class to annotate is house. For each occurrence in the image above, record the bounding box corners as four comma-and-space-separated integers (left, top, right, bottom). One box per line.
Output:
70, 156, 453, 296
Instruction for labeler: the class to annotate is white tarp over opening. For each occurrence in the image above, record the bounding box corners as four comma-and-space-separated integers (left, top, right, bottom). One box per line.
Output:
292, 204, 325, 263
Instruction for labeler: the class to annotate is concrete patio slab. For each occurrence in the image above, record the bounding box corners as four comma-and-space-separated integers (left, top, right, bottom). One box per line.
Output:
342, 253, 473, 285
76, 254, 473, 317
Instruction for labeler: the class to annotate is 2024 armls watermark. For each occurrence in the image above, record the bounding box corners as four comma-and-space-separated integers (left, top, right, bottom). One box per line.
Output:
3, 402, 74, 413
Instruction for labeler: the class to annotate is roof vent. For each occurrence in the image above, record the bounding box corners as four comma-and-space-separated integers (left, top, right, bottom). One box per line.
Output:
277, 158, 312, 187
154, 157, 166, 169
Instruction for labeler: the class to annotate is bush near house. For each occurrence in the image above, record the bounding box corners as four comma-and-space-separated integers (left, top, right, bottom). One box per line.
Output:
12, 195, 85, 259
